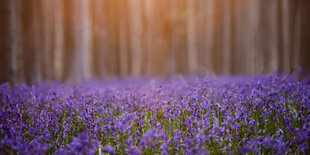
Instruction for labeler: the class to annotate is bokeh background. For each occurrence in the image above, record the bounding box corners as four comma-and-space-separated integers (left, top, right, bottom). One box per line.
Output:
1, 0, 310, 83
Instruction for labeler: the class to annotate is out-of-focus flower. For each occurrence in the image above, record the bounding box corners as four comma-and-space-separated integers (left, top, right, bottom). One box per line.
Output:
102, 145, 115, 154
126, 145, 142, 155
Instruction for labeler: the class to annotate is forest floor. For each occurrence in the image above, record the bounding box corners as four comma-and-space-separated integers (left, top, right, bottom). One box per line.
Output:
0, 74, 310, 154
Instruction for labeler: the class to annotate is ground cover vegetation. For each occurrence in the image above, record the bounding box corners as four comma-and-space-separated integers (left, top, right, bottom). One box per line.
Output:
0, 74, 309, 154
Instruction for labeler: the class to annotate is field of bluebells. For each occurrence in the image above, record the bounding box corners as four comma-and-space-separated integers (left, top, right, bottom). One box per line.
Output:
0, 74, 310, 154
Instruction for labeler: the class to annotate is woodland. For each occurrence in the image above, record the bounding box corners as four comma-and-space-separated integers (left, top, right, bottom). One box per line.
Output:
1, 1, 310, 154
0, 0, 309, 83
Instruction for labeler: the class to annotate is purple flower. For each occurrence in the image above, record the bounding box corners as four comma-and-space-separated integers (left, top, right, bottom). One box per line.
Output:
126, 145, 142, 155
249, 119, 256, 127
140, 128, 156, 148
103, 145, 115, 154
262, 136, 273, 148
160, 143, 170, 154
188, 147, 207, 155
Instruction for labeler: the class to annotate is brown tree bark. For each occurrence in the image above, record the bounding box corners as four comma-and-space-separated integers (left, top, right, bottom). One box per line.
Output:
222, 0, 232, 74
187, 0, 198, 74
62, 0, 75, 81
0, 0, 16, 83
20, 0, 42, 83
204, 0, 215, 74
298, 0, 310, 72
269, 0, 280, 73
71, 0, 92, 82
53, 0, 64, 81
246, 0, 260, 74
91, 0, 109, 79
281, 0, 291, 72
129, 0, 143, 76
119, 0, 129, 76
145, 0, 154, 75
41, 0, 55, 81
213, 0, 224, 74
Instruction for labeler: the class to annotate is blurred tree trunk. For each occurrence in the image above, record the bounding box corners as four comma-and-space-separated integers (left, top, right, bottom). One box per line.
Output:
71, 0, 92, 82
281, 0, 291, 72
269, 0, 280, 73
277, 0, 283, 73
41, 0, 55, 81
234, 0, 243, 74
195, 0, 205, 75
255, 0, 265, 73
260, 0, 269, 73
119, 0, 129, 76
222, 0, 232, 74
204, 0, 215, 74
53, 0, 64, 80
291, 0, 300, 71
107, 0, 120, 77
167, 0, 178, 75
91, 0, 109, 79
156, 0, 170, 75
213, 0, 224, 74
62, 0, 75, 81
187, 0, 198, 74
12, 0, 21, 83
230, 0, 237, 74
259, 0, 279, 73
34, 0, 43, 82
63, 0, 93, 82
20, 0, 42, 83
0, 0, 18, 83
170, 0, 188, 75
246, 0, 260, 74
298, 0, 310, 72
129, 0, 143, 76
145, 0, 154, 75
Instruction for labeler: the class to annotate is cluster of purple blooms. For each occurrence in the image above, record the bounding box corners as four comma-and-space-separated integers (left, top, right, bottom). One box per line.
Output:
0, 74, 309, 154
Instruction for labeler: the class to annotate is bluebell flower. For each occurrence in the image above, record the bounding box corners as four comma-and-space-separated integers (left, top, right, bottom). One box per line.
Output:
262, 136, 273, 148
126, 145, 142, 155
103, 145, 115, 154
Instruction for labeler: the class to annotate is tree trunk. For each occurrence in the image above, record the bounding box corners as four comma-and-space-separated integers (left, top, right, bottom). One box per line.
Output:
0, 0, 16, 83
119, 0, 129, 76
246, 0, 260, 74
129, 0, 143, 76
167, 0, 178, 75
187, 0, 198, 74
298, 0, 310, 72
204, 0, 215, 74
281, 0, 291, 72
269, 0, 280, 73
20, 0, 42, 83
53, 0, 64, 80
222, 0, 232, 74
62, 0, 75, 81
145, 0, 154, 75
91, 0, 109, 79
41, 0, 54, 81
213, 0, 224, 74
71, 0, 92, 82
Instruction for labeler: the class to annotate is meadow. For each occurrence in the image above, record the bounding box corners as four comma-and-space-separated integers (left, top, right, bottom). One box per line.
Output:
0, 74, 309, 154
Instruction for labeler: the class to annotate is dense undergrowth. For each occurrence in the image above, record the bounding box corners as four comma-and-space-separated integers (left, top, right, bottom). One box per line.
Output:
0, 74, 309, 154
